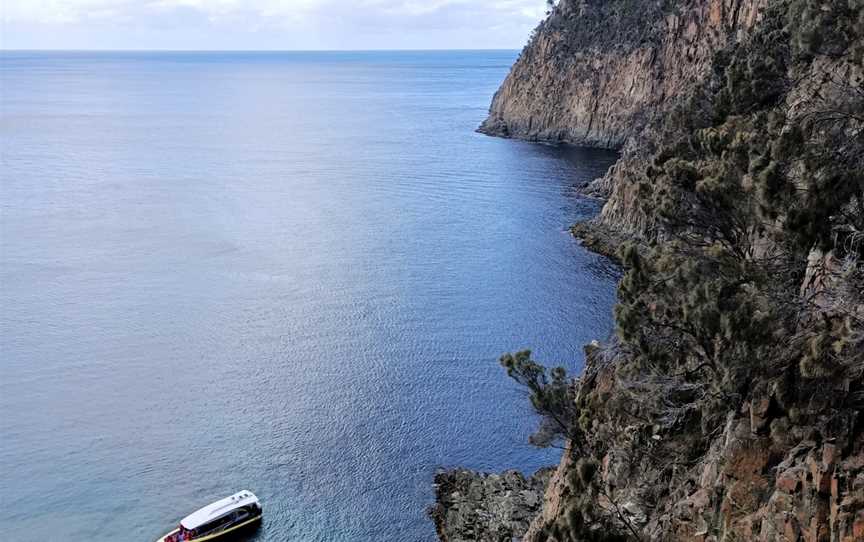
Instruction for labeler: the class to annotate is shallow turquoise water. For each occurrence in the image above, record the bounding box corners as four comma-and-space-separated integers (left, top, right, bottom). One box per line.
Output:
0, 50, 619, 541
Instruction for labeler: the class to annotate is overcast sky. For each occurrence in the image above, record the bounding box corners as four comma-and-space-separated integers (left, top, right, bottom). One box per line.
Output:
1, 0, 550, 50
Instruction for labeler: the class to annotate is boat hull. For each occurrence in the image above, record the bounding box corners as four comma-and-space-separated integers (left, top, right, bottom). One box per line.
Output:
156, 514, 262, 542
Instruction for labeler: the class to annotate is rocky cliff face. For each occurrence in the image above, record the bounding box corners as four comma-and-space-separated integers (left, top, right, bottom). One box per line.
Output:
436, 0, 863, 540
521, 340, 864, 542
479, 0, 766, 148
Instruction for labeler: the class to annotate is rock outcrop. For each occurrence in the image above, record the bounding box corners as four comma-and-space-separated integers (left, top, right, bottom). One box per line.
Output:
429, 468, 554, 542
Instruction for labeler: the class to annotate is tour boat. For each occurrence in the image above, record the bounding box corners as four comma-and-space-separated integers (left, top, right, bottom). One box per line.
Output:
156, 491, 262, 542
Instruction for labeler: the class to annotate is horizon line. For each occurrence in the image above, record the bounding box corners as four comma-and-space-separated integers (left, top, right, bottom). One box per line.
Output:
1, 47, 521, 53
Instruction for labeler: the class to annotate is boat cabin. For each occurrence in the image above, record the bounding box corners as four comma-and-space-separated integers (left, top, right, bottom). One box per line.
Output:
159, 491, 261, 542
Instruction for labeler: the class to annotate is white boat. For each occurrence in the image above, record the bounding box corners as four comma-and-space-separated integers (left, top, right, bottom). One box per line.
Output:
156, 491, 262, 542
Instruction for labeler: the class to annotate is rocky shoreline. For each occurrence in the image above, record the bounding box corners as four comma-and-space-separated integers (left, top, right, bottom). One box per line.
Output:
429, 468, 554, 542
569, 220, 626, 264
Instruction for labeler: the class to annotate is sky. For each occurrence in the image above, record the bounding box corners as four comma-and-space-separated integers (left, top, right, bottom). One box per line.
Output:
0, 0, 550, 50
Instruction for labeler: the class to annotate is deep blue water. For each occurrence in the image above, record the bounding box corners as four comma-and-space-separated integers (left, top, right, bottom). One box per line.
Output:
0, 51, 619, 542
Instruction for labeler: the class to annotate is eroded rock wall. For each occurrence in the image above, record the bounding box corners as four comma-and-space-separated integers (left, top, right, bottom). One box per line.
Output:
480, 0, 766, 148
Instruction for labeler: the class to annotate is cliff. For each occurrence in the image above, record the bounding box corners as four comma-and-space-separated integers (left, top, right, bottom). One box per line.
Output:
478, 0, 766, 148
435, 0, 864, 540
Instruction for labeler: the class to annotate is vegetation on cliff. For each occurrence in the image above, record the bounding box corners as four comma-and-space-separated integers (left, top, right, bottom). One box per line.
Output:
486, 1, 863, 541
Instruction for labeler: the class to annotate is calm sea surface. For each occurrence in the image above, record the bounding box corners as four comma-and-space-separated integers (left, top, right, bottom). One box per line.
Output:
0, 51, 619, 541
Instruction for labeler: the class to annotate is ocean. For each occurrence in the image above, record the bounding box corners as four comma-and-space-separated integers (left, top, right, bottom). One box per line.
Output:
0, 50, 619, 541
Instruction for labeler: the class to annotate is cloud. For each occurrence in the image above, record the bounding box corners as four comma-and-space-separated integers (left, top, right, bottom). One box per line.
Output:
2, 0, 545, 29
1, 0, 548, 48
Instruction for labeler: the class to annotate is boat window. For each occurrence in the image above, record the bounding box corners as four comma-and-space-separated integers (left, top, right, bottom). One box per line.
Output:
197, 513, 234, 535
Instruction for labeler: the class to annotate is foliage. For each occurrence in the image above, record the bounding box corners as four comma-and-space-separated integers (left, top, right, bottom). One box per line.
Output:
619, 0, 862, 395
500, 350, 582, 447
529, 0, 676, 56
497, 1, 863, 539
